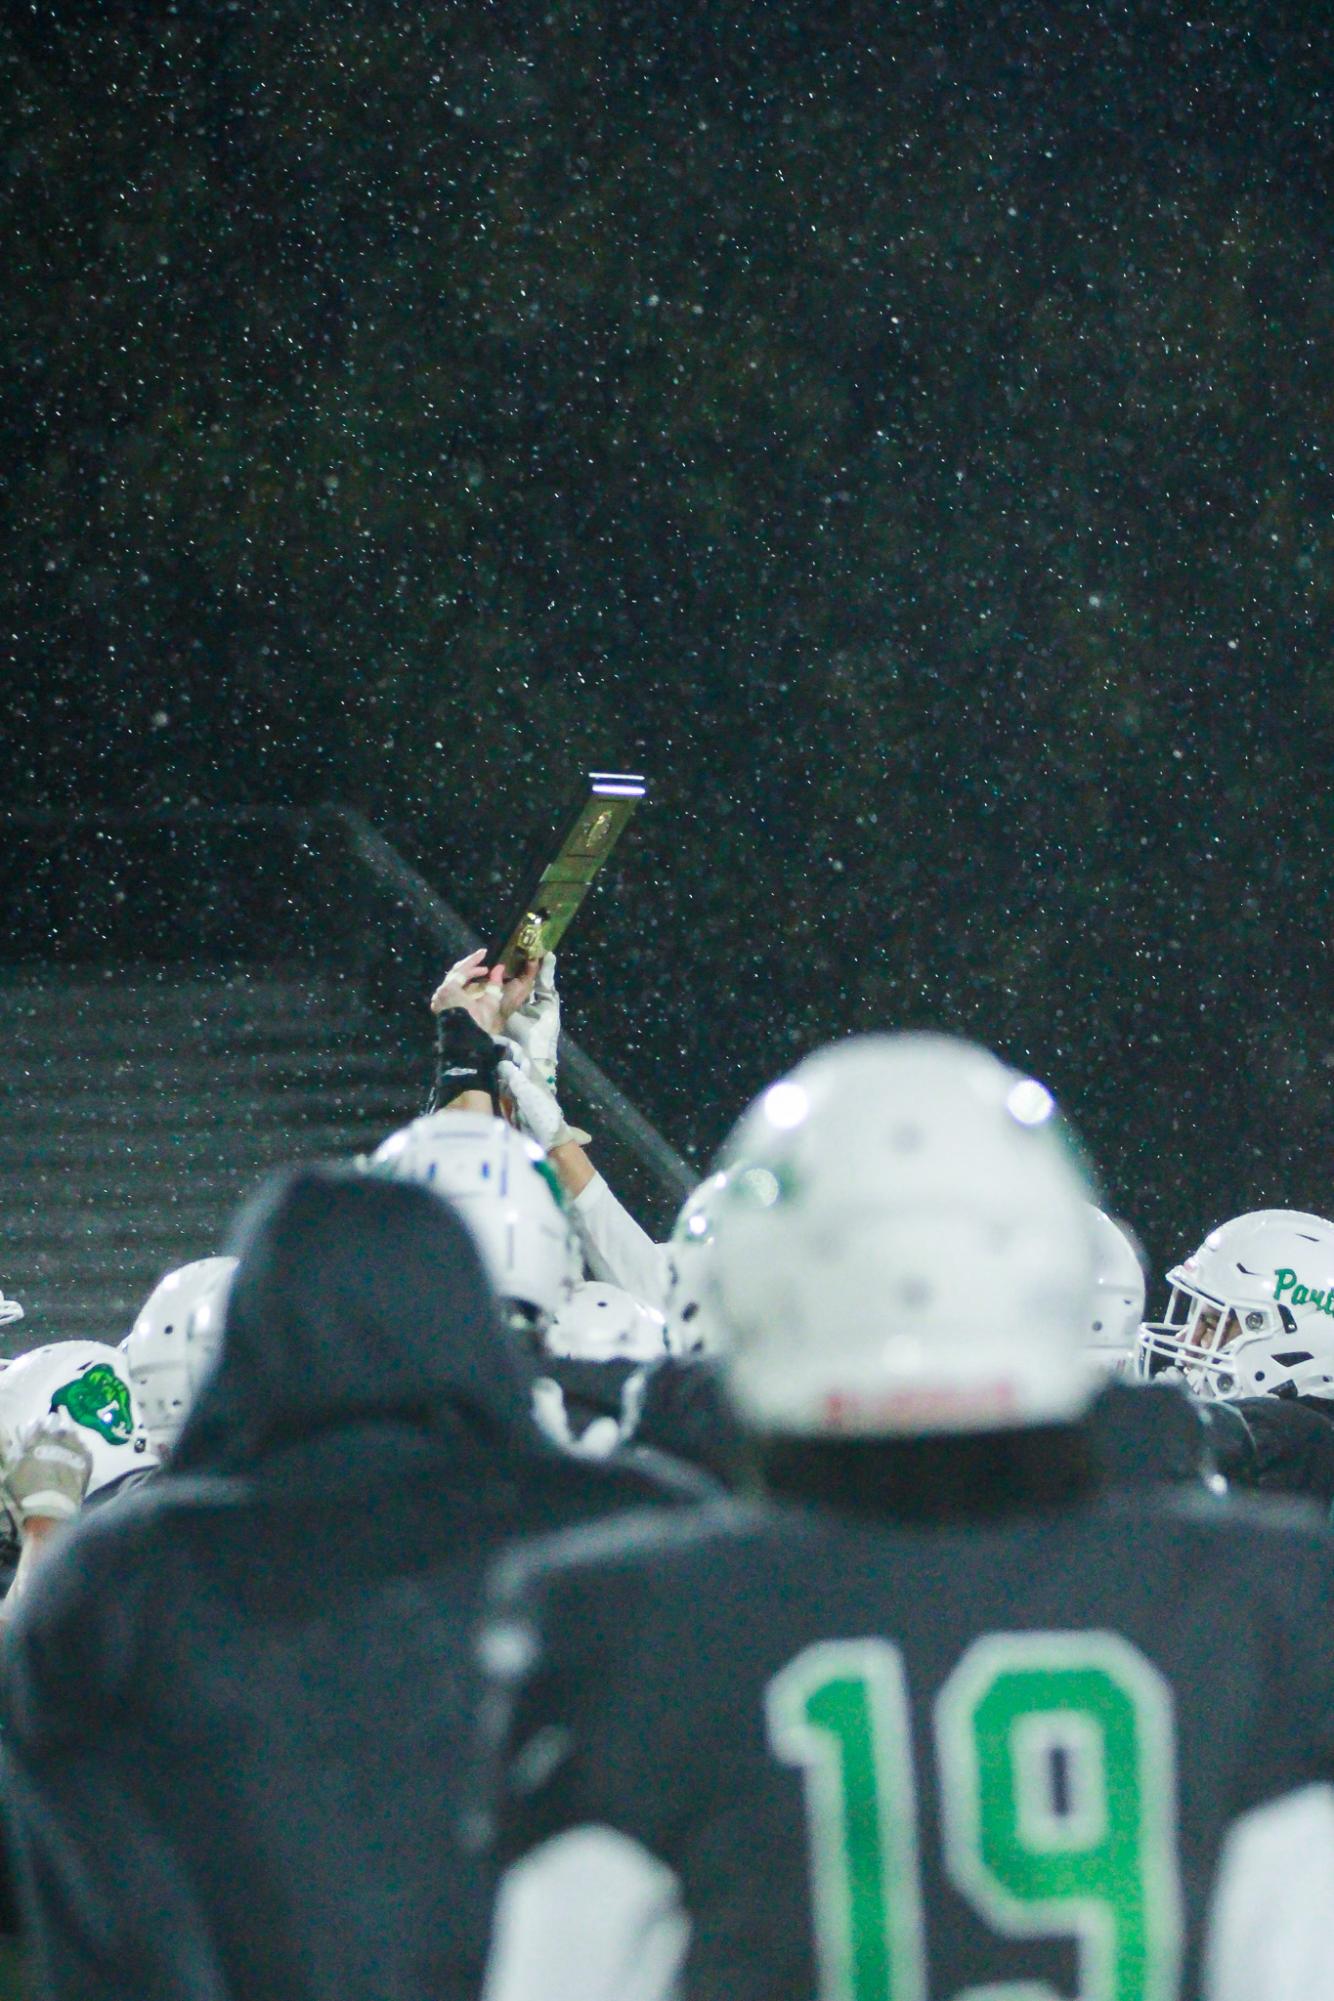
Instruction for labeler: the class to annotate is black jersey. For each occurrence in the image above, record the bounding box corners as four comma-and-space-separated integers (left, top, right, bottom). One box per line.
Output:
1229, 1396, 1334, 1508
1086, 1377, 1214, 1489
633, 1356, 747, 1488
538, 1356, 647, 1451
538, 1355, 746, 1490
477, 1483, 1334, 2001
2, 1170, 699, 2001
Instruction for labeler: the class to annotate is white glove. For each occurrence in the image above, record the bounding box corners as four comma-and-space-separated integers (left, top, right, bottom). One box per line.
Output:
503, 953, 563, 1092
498, 1051, 592, 1152
4, 1412, 93, 1523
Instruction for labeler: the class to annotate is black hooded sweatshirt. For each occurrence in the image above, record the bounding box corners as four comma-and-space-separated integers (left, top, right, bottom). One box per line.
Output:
1, 1167, 688, 2001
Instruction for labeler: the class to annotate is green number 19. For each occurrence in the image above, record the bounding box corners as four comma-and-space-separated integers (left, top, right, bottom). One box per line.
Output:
767, 1632, 1182, 2001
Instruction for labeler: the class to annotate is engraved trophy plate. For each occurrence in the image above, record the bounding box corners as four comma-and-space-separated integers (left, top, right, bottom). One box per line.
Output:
489, 772, 646, 975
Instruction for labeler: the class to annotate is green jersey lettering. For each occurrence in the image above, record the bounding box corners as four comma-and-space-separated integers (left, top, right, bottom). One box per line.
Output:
935, 1633, 1182, 2001
767, 1641, 926, 2001
768, 1631, 1182, 2001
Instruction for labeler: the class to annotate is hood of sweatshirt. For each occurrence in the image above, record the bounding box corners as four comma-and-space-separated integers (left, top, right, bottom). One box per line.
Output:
170, 1164, 536, 1477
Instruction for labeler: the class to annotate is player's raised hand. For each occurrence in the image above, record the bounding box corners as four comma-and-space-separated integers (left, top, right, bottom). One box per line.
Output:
430, 948, 539, 1038
498, 1042, 593, 1154
504, 952, 562, 1091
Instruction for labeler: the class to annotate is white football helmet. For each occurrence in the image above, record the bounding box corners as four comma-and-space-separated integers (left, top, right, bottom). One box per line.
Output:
546, 1283, 669, 1363
1135, 1209, 1334, 1402
123, 1257, 238, 1456
663, 1171, 732, 1356
1086, 1208, 1146, 1375
0, 1291, 23, 1328
0, 1342, 158, 1495
370, 1112, 578, 1333
710, 1034, 1098, 1437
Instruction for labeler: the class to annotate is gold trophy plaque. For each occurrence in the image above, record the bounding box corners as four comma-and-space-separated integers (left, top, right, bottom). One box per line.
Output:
489, 772, 647, 975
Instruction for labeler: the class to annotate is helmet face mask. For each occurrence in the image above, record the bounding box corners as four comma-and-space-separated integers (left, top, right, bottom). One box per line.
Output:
1135, 1210, 1334, 1402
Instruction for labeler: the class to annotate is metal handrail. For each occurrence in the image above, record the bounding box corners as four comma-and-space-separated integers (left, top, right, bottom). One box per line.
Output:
1, 802, 695, 1209
326, 806, 695, 1204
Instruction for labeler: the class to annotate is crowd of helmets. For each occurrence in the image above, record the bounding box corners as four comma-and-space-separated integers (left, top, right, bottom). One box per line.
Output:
1, 953, 1333, 1589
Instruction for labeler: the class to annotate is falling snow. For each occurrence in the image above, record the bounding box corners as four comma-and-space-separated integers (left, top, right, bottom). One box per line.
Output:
0, 1, 1330, 1288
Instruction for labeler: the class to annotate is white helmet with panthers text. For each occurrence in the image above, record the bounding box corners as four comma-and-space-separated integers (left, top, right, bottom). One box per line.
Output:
1135, 1209, 1334, 1401
1087, 1208, 1146, 1374
123, 1257, 238, 1456
370, 1112, 578, 1335
711, 1034, 1098, 1437
0, 1341, 158, 1496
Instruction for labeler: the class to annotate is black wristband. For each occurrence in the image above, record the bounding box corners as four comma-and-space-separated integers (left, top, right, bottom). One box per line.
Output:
427, 1009, 503, 1115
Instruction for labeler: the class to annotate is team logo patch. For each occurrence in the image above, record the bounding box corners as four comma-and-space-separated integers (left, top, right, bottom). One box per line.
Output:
50, 1364, 135, 1444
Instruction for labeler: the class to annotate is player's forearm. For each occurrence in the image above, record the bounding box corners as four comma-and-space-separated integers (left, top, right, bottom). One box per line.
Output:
567, 1173, 670, 1307
426, 1006, 503, 1115
0, 1517, 66, 1622
548, 1138, 596, 1199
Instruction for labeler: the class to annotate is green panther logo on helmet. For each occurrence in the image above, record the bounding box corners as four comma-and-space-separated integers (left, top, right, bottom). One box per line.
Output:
50, 1363, 135, 1445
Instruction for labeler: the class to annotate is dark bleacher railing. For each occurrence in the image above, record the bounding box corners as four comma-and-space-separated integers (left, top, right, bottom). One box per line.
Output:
0, 806, 693, 1232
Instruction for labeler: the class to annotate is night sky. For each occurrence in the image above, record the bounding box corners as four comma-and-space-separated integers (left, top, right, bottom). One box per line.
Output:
2, 0, 1331, 1282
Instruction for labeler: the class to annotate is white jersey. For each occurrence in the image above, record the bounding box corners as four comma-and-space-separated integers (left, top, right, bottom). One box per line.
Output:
568, 1174, 671, 1311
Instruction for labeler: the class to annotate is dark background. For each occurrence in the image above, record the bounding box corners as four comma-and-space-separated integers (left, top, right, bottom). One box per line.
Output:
3, 0, 1331, 1282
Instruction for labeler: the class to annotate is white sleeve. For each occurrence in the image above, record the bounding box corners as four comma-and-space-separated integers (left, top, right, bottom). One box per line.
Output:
1204, 1782, 1334, 2001
483, 1824, 688, 2001
568, 1174, 672, 1309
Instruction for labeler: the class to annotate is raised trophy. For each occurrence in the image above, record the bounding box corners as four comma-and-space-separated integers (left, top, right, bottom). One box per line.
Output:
488, 772, 647, 976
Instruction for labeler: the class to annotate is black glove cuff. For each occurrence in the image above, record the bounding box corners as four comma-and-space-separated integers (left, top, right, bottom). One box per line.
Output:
427, 1009, 503, 1115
